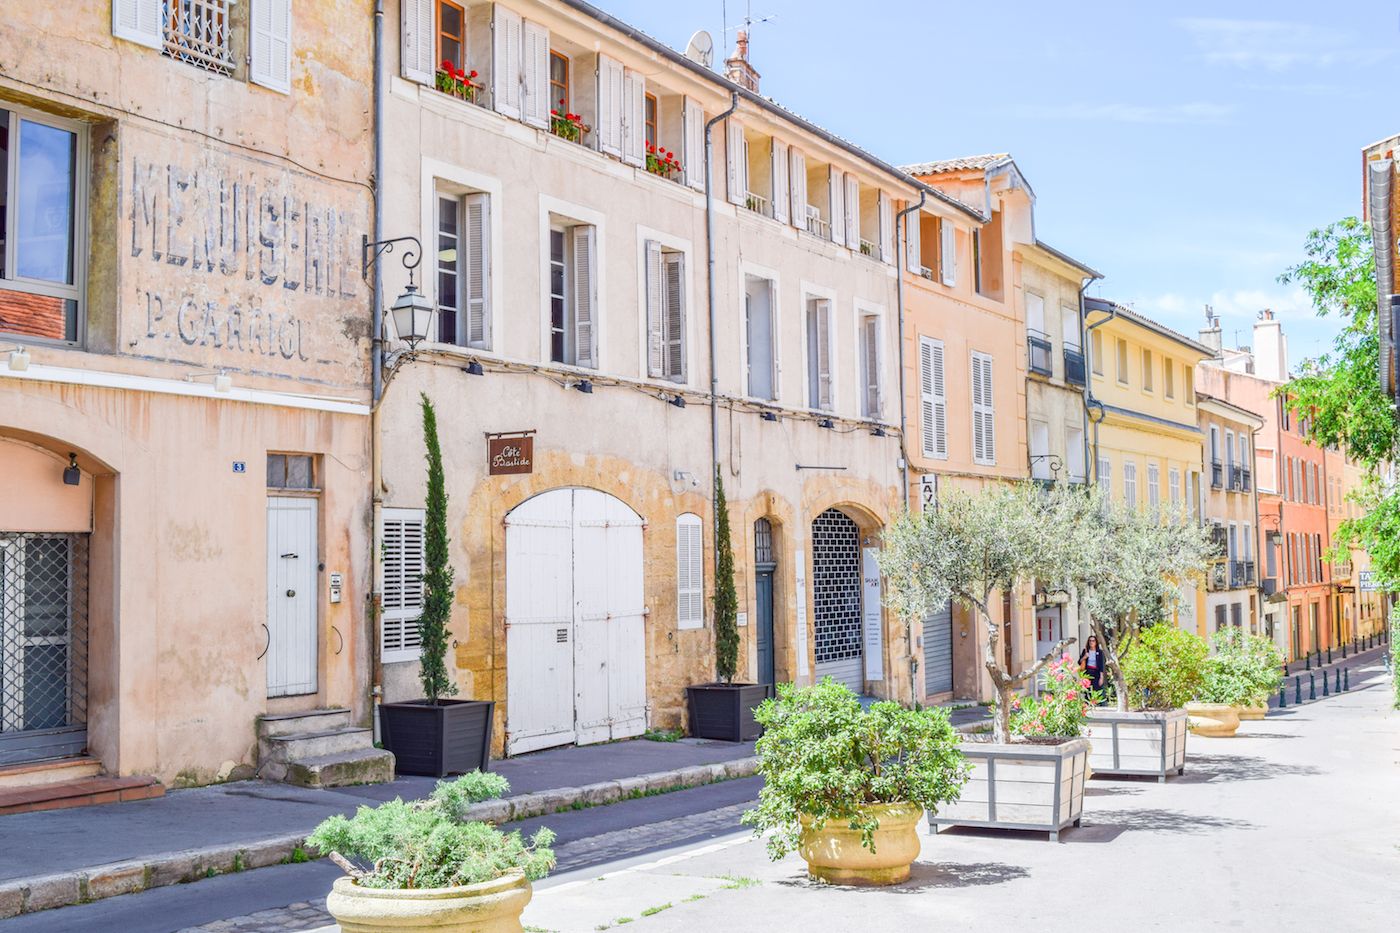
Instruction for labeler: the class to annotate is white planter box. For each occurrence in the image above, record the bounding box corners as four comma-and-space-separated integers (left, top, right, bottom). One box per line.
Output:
1084, 708, 1187, 782
928, 737, 1090, 841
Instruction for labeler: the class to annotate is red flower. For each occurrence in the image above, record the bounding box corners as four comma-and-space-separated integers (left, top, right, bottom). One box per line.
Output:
469, 70, 478, 78
441, 59, 453, 71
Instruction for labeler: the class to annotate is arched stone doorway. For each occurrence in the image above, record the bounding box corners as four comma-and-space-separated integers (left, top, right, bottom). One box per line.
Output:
753, 517, 778, 687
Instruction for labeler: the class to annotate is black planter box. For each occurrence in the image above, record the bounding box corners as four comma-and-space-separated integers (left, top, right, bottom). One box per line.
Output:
686, 683, 772, 742
379, 699, 494, 777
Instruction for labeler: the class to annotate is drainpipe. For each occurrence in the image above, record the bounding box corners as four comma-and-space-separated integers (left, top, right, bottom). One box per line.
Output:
1082, 296, 1115, 485
894, 188, 925, 709
1076, 273, 1101, 484
704, 91, 740, 555
369, 0, 386, 738
1250, 423, 1265, 635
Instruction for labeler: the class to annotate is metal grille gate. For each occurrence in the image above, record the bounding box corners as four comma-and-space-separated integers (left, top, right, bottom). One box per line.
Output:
812, 509, 863, 692
0, 533, 89, 765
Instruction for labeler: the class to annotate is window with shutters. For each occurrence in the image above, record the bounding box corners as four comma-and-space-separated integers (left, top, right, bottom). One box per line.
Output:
745, 274, 778, 401
915, 214, 939, 280
970, 351, 995, 465
1147, 462, 1161, 507
1097, 456, 1112, 497
163, 0, 236, 74
1169, 467, 1181, 505
734, 127, 776, 219
547, 223, 597, 368
806, 296, 834, 411
438, 1, 465, 72
918, 336, 947, 460
974, 210, 1005, 299
0, 106, 86, 346
381, 508, 426, 663
1123, 460, 1138, 505
676, 513, 705, 630
971, 230, 982, 295
858, 312, 882, 419
1067, 426, 1086, 483
939, 220, 957, 287
435, 187, 491, 349
644, 241, 686, 383
1029, 419, 1052, 481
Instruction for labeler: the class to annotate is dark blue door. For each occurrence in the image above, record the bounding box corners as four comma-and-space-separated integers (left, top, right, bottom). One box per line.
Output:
756, 569, 775, 686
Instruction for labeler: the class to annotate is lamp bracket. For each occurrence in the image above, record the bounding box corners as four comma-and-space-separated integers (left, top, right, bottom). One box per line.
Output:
362, 235, 423, 282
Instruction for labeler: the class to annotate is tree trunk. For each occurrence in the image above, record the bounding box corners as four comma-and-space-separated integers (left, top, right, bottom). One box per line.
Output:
1092, 618, 1129, 712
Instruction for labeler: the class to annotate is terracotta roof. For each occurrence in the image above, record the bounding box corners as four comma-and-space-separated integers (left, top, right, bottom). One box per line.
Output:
1085, 296, 1215, 356
900, 153, 1011, 175
0, 289, 68, 341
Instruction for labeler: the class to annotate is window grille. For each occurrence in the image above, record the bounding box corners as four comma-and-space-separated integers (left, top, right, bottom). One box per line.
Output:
164, 0, 235, 74
811, 509, 861, 665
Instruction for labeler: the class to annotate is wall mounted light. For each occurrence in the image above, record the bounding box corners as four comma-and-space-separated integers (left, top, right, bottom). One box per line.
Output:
818, 418, 835, 430
573, 380, 593, 394
363, 235, 433, 354
185, 370, 233, 392
669, 394, 686, 409
463, 360, 485, 376
870, 425, 886, 437
3, 346, 31, 371
63, 452, 80, 486
761, 410, 779, 422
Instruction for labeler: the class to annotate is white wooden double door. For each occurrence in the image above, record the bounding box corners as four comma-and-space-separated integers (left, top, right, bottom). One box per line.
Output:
505, 489, 647, 755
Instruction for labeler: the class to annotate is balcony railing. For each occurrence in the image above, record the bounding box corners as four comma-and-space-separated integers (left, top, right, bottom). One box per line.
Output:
1261, 576, 1278, 597
1064, 346, 1086, 386
1240, 467, 1252, 492
163, 0, 235, 74
1028, 331, 1053, 376
1210, 460, 1223, 489
1230, 560, 1255, 589
1227, 465, 1245, 491
1208, 563, 1228, 592
802, 206, 830, 240
858, 238, 881, 260
744, 191, 772, 218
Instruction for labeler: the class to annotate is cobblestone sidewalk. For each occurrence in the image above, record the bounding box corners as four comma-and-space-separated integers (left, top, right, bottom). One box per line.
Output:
177, 901, 330, 933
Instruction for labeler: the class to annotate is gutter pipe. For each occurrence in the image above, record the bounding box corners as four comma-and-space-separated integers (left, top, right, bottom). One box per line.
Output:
705, 91, 740, 559
1083, 295, 1115, 485
369, 0, 386, 737
894, 188, 925, 710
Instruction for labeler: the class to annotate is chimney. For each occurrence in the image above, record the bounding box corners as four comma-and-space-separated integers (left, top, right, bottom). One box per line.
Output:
1253, 308, 1288, 382
1198, 304, 1222, 357
725, 30, 761, 92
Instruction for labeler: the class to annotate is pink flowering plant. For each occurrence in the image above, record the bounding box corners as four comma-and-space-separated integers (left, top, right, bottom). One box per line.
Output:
1009, 654, 1099, 738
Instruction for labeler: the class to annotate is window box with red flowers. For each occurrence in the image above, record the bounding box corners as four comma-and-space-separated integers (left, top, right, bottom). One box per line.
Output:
435, 61, 480, 103
645, 142, 682, 182
550, 104, 589, 144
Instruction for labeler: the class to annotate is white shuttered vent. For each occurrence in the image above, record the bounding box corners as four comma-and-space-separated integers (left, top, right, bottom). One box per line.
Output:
381, 508, 426, 662
251, 0, 292, 93
113, 0, 161, 49
676, 514, 704, 630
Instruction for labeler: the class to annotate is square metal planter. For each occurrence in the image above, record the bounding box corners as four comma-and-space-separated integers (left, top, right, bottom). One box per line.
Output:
379, 698, 494, 777
1083, 708, 1187, 782
685, 683, 772, 742
929, 737, 1090, 841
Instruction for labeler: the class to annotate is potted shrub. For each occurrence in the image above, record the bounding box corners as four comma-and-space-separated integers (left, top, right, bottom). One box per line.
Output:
380, 395, 494, 776
1213, 628, 1284, 720
687, 470, 770, 741
1186, 629, 1271, 737
311, 772, 554, 933
741, 681, 967, 885
880, 481, 1099, 841
1101, 624, 1209, 770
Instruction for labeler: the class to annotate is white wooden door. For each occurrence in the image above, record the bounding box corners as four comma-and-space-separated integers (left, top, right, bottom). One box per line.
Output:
266, 497, 317, 697
571, 490, 613, 745
600, 493, 647, 740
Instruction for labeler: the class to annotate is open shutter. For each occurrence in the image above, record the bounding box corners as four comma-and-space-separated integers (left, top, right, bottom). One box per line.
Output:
380, 508, 426, 663
572, 226, 597, 368
844, 174, 860, 248
682, 97, 705, 189
493, 5, 523, 118
828, 168, 845, 246
919, 336, 947, 458
816, 300, 832, 409
644, 241, 664, 377
113, 0, 161, 49
464, 193, 491, 349
251, 0, 293, 94
771, 141, 790, 224
664, 252, 685, 382
676, 515, 705, 630
863, 317, 880, 417
940, 221, 957, 286
522, 20, 550, 128
878, 192, 895, 264
597, 55, 624, 155
906, 208, 922, 271
622, 70, 646, 166
726, 118, 746, 205
789, 149, 807, 230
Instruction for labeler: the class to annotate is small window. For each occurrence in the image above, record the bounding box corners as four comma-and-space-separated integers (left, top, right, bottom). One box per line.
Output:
1164, 358, 1175, 398
1169, 467, 1181, 505
859, 312, 881, 419
1097, 456, 1112, 496
1147, 462, 1161, 507
971, 229, 983, 295
745, 274, 778, 400
438, 0, 465, 71
267, 454, 316, 490
1123, 460, 1138, 504
1091, 329, 1105, 375
548, 223, 597, 368
1116, 338, 1129, 384
644, 93, 658, 148
1185, 365, 1196, 404
676, 513, 704, 630
1141, 348, 1154, 392
919, 336, 947, 459
163, 0, 236, 75
435, 189, 491, 349
806, 297, 833, 410
549, 50, 569, 114
644, 241, 686, 382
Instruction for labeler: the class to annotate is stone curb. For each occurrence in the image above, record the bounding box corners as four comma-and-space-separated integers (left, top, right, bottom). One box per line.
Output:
0, 757, 759, 919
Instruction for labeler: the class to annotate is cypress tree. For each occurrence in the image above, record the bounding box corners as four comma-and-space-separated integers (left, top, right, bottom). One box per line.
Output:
418, 393, 457, 703
714, 467, 739, 683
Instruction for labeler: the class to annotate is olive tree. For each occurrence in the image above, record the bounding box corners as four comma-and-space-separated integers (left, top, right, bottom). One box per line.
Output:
879, 481, 1099, 743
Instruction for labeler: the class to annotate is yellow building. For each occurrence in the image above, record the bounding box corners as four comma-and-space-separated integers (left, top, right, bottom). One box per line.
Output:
1084, 298, 1213, 631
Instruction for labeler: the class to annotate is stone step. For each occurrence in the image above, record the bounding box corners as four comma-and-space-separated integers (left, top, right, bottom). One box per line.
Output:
0, 756, 103, 790
0, 774, 164, 817
262, 727, 376, 764
284, 747, 396, 788
256, 707, 353, 738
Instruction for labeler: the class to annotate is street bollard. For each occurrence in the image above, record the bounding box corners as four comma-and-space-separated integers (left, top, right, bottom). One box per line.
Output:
1310, 673, 1317, 701
1327, 646, 1333, 665
1334, 668, 1341, 694
1295, 676, 1303, 704
1323, 670, 1330, 697
1342, 642, 1347, 659
1344, 667, 1350, 691
1305, 652, 1312, 671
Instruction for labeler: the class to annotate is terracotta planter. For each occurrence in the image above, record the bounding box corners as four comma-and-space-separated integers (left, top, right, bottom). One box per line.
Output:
1084, 708, 1188, 782
326, 871, 531, 933
1184, 702, 1241, 737
929, 737, 1090, 841
798, 802, 922, 885
1237, 703, 1268, 721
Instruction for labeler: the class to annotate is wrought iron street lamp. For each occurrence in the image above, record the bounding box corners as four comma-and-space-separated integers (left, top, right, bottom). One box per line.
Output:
363, 235, 434, 352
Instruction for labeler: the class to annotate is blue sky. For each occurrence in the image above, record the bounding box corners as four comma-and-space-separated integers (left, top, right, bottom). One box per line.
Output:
592, 0, 1398, 363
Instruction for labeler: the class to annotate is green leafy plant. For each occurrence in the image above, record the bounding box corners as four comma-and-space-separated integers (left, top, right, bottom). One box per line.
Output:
1203, 628, 1283, 706
418, 394, 457, 704
740, 681, 968, 859
308, 772, 553, 890
714, 468, 739, 683
1010, 654, 1098, 737
1119, 625, 1208, 710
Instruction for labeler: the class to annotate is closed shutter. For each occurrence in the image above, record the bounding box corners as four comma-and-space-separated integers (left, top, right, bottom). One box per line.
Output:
919, 336, 946, 459
923, 602, 954, 696
683, 97, 705, 189
829, 168, 845, 246
972, 351, 995, 464
940, 221, 957, 286
862, 316, 880, 417
905, 207, 921, 271
644, 240, 664, 377
597, 55, 624, 155
726, 118, 746, 205
789, 149, 807, 230
380, 508, 426, 662
522, 20, 550, 128
676, 514, 704, 630
572, 226, 596, 368
771, 141, 790, 224
664, 251, 685, 382
113, 0, 161, 49
622, 70, 646, 166
878, 192, 895, 264
493, 5, 523, 118
250, 0, 292, 93
464, 193, 491, 349
844, 174, 860, 247
814, 299, 832, 409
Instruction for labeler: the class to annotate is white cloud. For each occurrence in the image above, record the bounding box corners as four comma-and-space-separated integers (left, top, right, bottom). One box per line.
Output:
1177, 18, 1392, 71
1013, 101, 1233, 124
1131, 286, 1340, 360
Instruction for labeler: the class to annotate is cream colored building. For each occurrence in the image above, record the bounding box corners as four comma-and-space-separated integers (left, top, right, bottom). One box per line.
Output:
375, 0, 928, 755
1, 2, 376, 787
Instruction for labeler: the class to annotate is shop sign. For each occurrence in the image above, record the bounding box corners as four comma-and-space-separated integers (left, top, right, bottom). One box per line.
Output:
488, 433, 534, 475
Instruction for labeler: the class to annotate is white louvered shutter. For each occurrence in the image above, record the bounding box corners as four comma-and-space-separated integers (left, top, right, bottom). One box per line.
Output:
862, 317, 880, 417
113, 0, 161, 49
664, 251, 685, 382
251, 0, 293, 94
816, 300, 832, 409
940, 221, 957, 286
572, 226, 597, 368
493, 5, 523, 118
878, 192, 895, 264
828, 168, 845, 246
622, 70, 646, 166
919, 336, 947, 459
683, 97, 705, 189
771, 142, 790, 224
972, 352, 995, 464
522, 20, 550, 128
789, 149, 807, 230
401, 0, 435, 83
645, 241, 664, 377
380, 508, 426, 662
676, 514, 705, 630
597, 55, 624, 155
906, 208, 921, 271
464, 193, 491, 349
726, 118, 746, 205
844, 174, 860, 248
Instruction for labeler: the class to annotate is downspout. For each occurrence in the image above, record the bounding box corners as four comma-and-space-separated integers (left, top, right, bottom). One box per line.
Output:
705, 91, 740, 556
895, 188, 925, 709
1083, 297, 1115, 486
1250, 423, 1266, 636
1076, 273, 1101, 482
369, 0, 386, 737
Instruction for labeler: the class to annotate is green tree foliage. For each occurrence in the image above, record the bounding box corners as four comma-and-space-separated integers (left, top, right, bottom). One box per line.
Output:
713, 468, 739, 683
1118, 626, 1207, 710
1199, 629, 1283, 707
418, 393, 457, 704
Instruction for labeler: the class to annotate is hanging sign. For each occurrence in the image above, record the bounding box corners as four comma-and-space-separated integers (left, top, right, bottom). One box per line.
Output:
487, 432, 534, 475
862, 547, 885, 682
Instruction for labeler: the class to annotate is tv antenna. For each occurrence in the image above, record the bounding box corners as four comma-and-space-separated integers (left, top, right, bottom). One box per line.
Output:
722, 1, 777, 38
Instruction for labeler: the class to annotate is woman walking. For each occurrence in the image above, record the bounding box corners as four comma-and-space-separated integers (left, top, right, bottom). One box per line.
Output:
1079, 635, 1106, 699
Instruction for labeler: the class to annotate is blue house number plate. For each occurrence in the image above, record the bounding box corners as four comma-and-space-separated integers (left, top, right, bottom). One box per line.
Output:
233, 461, 247, 474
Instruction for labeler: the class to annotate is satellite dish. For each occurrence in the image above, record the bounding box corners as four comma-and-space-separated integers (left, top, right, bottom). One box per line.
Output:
684, 30, 714, 68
